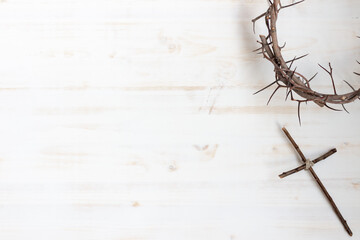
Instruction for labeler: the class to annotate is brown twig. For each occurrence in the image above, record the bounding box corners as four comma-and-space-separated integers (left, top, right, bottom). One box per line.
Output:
252, 0, 360, 124
279, 148, 337, 178
281, 127, 353, 236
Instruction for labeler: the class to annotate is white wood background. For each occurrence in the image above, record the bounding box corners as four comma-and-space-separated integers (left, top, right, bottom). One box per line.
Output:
0, 0, 359, 239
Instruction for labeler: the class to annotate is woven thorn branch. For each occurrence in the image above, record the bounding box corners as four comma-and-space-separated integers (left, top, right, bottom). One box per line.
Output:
252, 0, 360, 124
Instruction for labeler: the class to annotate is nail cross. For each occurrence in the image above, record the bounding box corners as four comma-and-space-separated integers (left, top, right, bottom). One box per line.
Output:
280, 127, 352, 236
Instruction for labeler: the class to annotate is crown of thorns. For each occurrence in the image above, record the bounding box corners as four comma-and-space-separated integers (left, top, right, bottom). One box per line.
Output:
252, 0, 360, 124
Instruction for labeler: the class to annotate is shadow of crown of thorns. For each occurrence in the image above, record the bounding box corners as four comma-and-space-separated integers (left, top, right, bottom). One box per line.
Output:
252, 0, 360, 125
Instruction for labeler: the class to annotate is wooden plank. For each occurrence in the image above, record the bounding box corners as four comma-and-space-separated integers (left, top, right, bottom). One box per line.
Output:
0, 0, 359, 239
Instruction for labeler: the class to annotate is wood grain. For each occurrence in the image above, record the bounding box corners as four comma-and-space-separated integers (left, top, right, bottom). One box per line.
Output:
0, 0, 359, 239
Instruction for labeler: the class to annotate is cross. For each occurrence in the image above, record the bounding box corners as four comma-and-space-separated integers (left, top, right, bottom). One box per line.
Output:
279, 127, 353, 236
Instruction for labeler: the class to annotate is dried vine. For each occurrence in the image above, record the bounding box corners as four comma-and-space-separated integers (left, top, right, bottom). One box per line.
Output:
252, 0, 360, 124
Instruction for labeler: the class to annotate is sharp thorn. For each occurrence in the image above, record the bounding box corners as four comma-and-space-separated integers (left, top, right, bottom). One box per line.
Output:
280, 0, 305, 10
267, 86, 281, 105
297, 101, 302, 126
285, 54, 309, 64
342, 104, 350, 114
343, 80, 356, 91
308, 72, 318, 82
324, 103, 342, 112
253, 81, 277, 95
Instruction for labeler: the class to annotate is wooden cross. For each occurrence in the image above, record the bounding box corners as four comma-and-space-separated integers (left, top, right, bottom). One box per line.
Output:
279, 127, 353, 236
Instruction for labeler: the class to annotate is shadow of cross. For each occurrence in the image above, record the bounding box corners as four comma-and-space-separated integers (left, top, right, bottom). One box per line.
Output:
279, 127, 353, 237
